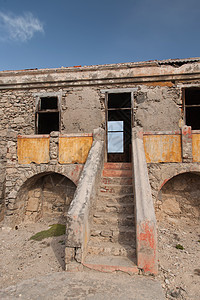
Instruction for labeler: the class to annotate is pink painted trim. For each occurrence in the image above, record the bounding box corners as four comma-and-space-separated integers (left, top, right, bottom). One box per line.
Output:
60, 133, 93, 137
143, 130, 181, 135
144, 130, 200, 135
17, 134, 50, 138
192, 130, 200, 134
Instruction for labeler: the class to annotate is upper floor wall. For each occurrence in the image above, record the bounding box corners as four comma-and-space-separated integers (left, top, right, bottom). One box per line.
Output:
0, 58, 200, 137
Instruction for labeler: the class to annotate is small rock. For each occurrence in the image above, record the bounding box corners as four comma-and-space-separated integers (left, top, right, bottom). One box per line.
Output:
165, 279, 170, 285
170, 288, 181, 298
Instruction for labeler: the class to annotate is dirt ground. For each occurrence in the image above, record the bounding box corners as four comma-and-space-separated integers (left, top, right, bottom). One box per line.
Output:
0, 216, 199, 300
0, 218, 66, 289
157, 216, 200, 300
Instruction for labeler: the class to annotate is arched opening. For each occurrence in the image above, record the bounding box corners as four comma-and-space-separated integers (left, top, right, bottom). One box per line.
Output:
15, 172, 76, 225
156, 172, 200, 298
156, 172, 200, 221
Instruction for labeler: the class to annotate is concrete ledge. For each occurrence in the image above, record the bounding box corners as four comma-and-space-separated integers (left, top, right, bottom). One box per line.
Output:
132, 127, 158, 274
83, 262, 139, 274
65, 135, 104, 268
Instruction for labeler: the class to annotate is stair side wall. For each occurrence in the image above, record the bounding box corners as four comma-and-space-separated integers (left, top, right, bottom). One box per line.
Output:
65, 129, 105, 270
132, 127, 158, 274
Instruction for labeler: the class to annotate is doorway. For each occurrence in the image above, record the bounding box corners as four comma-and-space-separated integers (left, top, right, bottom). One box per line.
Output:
106, 92, 133, 162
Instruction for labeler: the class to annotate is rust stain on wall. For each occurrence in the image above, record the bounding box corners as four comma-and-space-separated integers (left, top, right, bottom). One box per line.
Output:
142, 81, 174, 87
17, 136, 50, 164
59, 136, 93, 164
192, 134, 200, 162
143, 134, 182, 163
137, 222, 157, 274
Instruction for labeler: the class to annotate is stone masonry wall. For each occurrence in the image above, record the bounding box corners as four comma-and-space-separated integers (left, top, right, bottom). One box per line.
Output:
148, 162, 200, 204
0, 87, 104, 136
3, 131, 84, 227
0, 86, 104, 221
134, 85, 182, 131
16, 173, 76, 224
0, 60, 200, 224
156, 172, 200, 221
0, 82, 188, 223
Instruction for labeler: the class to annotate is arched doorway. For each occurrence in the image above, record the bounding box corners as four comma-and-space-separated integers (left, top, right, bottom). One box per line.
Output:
156, 172, 200, 221
15, 172, 76, 225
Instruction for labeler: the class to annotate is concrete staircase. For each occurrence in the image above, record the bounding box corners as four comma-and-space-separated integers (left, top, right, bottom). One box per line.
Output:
83, 162, 138, 273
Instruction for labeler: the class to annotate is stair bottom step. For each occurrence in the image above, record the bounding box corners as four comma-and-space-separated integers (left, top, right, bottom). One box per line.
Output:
87, 242, 136, 257
83, 255, 138, 274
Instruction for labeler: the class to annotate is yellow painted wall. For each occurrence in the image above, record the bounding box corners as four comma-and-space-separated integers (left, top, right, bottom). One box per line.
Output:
59, 136, 93, 164
192, 134, 200, 162
17, 136, 50, 164
143, 135, 182, 163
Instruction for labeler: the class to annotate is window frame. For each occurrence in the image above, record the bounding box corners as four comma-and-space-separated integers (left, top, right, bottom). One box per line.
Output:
183, 87, 200, 130
107, 120, 124, 153
34, 92, 62, 134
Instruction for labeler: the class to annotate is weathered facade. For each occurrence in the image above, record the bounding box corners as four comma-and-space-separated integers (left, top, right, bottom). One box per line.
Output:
0, 57, 200, 274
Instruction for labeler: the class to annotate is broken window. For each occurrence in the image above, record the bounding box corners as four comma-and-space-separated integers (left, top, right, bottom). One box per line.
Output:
35, 96, 60, 134
184, 88, 200, 130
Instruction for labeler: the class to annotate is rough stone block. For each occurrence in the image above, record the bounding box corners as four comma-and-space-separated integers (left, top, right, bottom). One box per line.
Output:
181, 125, 192, 162
65, 262, 83, 272
34, 191, 41, 198
161, 197, 181, 215
65, 247, 75, 263
26, 197, 39, 212
8, 190, 17, 198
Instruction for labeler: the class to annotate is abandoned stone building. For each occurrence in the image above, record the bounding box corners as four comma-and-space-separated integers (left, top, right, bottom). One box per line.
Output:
0, 57, 200, 275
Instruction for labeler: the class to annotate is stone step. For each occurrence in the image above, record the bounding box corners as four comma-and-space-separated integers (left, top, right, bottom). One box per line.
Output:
91, 225, 136, 244
83, 254, 138, 274
103, 169, 132, 178
100, 184, 133, 195
95, 201, 134, 214
93, 212, 135, 227
104, 163, 132, 170
87, 241, 136, 257
101, 177, 132, 185
97, 194, 134, 204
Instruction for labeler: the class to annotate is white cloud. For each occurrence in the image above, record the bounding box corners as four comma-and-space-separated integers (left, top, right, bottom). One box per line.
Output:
0, 11, 44, 42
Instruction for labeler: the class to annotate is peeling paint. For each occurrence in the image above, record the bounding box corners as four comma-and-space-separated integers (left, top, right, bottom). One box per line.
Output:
143, 134, 182, 163
192, 134, 200, 162
137, 222, 157, 274
17, 136, 50, 164
59, 136, 93, 164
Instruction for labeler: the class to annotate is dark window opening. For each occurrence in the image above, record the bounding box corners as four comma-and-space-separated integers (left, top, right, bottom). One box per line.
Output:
184, 88, 200, 130
108, 93, 131, 109
38, 112, 59, 134
40, 97, 58, 110
36, 96, 60, 134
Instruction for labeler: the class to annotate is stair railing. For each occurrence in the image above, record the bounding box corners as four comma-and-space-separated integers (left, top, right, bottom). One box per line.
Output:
132, 127, 158, 274
65, 128, 105, 271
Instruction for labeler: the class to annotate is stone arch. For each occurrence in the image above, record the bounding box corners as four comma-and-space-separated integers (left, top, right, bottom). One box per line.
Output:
13, 171, 77, 225
6, 163, 82, 204
156, 171, 200, 221
157, 165, 200, 194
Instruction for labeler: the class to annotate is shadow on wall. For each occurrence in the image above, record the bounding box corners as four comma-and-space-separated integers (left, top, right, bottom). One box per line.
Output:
15, 172, 77, 270
156, 172, 200, 221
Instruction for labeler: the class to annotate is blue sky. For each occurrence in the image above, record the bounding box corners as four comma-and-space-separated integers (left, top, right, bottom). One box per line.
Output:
0, 0, 199, 71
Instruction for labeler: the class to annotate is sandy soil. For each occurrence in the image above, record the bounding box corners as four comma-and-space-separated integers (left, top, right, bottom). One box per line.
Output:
0, 218, 66, 289
0, 216, 199, 300
157, 217, 200, 300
